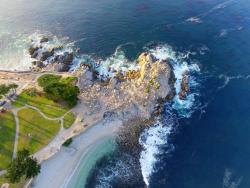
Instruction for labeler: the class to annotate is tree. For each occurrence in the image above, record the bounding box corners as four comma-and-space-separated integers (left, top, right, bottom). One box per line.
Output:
6, 149, 41, 183
44, 82, 79, 107
8, 83, 18, 95
38, 74, 61, 88
0, 84, 10, 98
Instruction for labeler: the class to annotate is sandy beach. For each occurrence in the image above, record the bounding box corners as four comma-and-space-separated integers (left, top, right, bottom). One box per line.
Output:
31, 119, 122, 188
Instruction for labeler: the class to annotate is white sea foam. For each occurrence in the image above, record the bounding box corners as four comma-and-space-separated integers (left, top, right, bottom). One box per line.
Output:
94, 153, 137, 188
139, 108, 176, 187
28, 33, 74, 65
0, 32, 31, 71
139, 45, 201, 187
95, 49, 139, 79
186, 17, 203, 23
223, 168, 243, 188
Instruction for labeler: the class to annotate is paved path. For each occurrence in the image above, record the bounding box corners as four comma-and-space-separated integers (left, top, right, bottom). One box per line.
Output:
10, 104, 71, 160
12, 109, 20, 159
25, 105, 64, 121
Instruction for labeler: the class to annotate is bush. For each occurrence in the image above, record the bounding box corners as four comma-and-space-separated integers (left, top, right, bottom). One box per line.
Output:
63, 138, 73, 147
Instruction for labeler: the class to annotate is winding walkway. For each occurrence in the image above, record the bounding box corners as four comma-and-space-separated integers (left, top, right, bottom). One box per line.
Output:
12, 109, 20, 159
10, 104, 71, 160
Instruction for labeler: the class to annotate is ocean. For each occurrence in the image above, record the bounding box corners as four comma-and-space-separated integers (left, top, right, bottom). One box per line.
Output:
1, 0, 250, 187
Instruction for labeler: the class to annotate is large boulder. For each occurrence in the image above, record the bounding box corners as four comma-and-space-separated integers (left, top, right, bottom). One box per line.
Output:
28, 46, 39, 56
40, 37, 49, 43
39, 49, 54, 61
178, 70, 189, 100
78, 68, 94, 90
31, 61, 45, 68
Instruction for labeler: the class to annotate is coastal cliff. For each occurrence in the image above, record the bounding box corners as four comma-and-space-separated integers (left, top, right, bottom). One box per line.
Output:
77, 52, 175, 124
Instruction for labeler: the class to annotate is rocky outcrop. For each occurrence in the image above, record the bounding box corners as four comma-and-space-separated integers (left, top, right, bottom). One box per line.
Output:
31, 61, 45, 68
40, 37, 49, 43
40, 49, 54, 61
28, 37, 74, 72
77, 67, 94, 89
78, 52, 176, 131
28, 46, 39, 57
178, 70, 189, 100
117, 118, 155, 151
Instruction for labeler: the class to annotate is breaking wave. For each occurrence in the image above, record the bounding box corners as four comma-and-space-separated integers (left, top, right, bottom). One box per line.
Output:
139, 106, 176, 187
139, 44, 202, 187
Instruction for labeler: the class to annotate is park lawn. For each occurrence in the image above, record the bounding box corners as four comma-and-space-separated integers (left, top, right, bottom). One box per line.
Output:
17, 108, 61, 154
12, 89, 70, 118
63, 112, 76, 129
0, 111, 16, 170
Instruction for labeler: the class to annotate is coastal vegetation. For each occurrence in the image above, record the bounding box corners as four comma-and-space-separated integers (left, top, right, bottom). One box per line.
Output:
0, 111, 16, 170
17, 108, 61, 153
0, 176, 26, 188
12, 88, 71, 118
38, 74, 79, 107
0, 73, 79, 186
62, 138, 73, 147
6, 149, 40, 183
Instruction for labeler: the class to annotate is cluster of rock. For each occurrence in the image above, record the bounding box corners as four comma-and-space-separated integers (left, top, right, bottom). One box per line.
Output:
178, 70, 190, 100
117, 118, 155, 152
76, 52, 176, 150
28, 36, 74, 72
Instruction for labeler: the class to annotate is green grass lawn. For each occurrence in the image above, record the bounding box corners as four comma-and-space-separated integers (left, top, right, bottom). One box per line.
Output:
0, 111, 16, 170
0, 176, 26, 188
12, 89, 70, 118
17, 108, 61, 154
63, 112, 76, 129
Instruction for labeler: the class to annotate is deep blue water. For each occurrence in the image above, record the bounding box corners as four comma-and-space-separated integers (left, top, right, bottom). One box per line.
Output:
1, 0, 250, 187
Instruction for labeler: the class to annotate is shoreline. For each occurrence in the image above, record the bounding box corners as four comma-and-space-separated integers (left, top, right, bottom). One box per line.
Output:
31, 119, 122, 188
0, 48, 177, 187
64, 138, 116, 188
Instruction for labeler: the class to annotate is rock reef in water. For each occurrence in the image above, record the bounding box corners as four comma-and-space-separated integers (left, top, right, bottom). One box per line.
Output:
178, 70, 189, 100
28, 36, 74, 72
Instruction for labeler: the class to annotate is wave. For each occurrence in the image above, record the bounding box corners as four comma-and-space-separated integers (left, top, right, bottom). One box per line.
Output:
6, 32, 139, 80
87, 152, 143, 188
139, 108, 176, 187
218, 74, 250, 90
139, 44, 202, 187
71, 47, 139, 79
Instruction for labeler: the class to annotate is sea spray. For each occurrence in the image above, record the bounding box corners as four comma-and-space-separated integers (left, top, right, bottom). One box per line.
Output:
139, 106, 176, 187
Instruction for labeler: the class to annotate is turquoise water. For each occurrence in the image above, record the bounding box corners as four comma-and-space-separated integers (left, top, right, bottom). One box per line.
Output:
1, 0, 250, 187
66, 138, 117, 188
